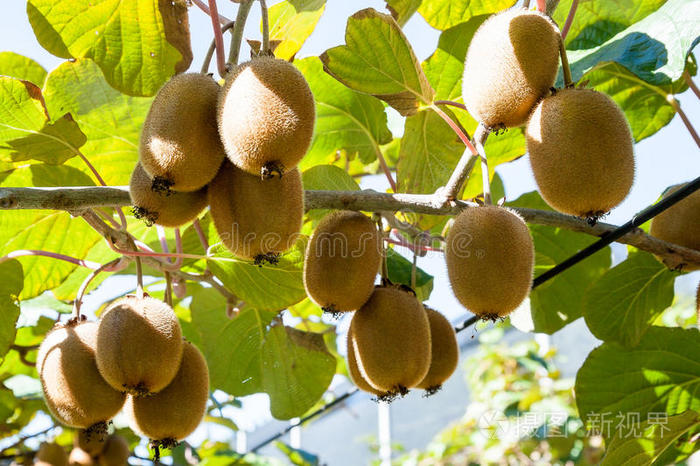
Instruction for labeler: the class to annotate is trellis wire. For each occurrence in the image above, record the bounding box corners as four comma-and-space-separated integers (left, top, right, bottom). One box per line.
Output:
249, 174, 700, 453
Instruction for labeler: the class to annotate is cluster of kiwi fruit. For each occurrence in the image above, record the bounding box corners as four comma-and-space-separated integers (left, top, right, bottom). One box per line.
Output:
462, 6, 635, 221
130, 55, 314, 265
33, 432, 129, 466
303, 210, 459, 399
36, 293, 209, 460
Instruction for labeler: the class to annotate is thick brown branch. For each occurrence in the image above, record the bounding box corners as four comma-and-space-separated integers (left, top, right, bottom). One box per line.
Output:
1, 186, 699, 269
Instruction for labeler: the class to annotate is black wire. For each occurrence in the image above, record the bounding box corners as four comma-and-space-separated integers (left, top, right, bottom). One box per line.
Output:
249, 175, 700, 453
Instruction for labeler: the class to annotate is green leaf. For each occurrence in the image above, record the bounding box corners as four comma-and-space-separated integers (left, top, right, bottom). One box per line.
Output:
208, 239, 307, 312
320, 8, 435, 116
566, 0, 700, 86
509, 191, 611, 334
575, 327, 700, 430
553, 0, 667, 50
302, 164, 360, 225
386, 249, 434, 301
190, 288, 335, 420
0, 76, 86, 165
268, 0, 326, 61
583, 251, 676, 348
27, 0, 192, 96
43, 59, 153, 185
296, 57, 392, 168
0, 260, 23, 361
0, 52, 47, 85
417, 0, 516, 30
385, 0, 422, 26
601, 410, 700, 466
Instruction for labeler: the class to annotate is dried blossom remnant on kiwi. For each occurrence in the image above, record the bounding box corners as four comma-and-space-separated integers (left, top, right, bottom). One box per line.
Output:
261, 161, 286, 180
151, 176, 175, 196
422, 385, 443, 397
254, 252, 281, 267
149, 438, 179, 462
132, 206, 159, 227
84, 420, 109, 439
123, 381, 151, 398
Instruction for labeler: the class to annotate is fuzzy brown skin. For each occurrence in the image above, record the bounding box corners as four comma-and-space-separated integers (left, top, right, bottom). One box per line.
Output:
208, 161, 303, 260
446, 206, 534, 318
96, 295, 184, 396
527, 88, 635, 217
68, 448, 95, 466
97, 435, 130, 466
35, 442, 69, 466
129, 163, 208, 227
218, 57, 315, 176
349, 286, 431, 393
75, 428, 107, 457
139, 73, 225, 192
650, 183, 700, 259
462, 8, 560, 129
304, 211, 382, 313
37, 323, 126, 429
345, 326, 384, 396
127, 342, 209, 442
416, 307, 459, 391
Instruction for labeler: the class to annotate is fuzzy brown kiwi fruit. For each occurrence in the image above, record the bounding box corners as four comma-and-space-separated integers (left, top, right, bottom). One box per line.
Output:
217, 57, 315, 178
96, 295, 183, 397
139, 73, 225, 193
462, 8, 560, 129
208, 160, 303, 264
526, 88, 635, 218
304, 211, 382, 313
75, 428, 108, 457
68, 448, 95, 466
37, 322, 126, 429
349, 286, 431, 397
126, 342, 209, 449
345, 326, 384, 397
445, 206, 534, 320
35, 442, 69, 466
129, 163, 208, 227
416, 307, 459, 395
650, 183, 700, 253
97, 435, 130, 466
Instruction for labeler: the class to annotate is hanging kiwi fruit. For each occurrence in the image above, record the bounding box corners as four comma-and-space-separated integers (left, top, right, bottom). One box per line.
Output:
416, 307, 459, 395
650, 183, 700, 255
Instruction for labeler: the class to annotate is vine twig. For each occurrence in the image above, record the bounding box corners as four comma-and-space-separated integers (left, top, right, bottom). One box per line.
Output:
440, 123, 490, 201
201, 21, 236, 74
207, 0, 228, 77
259, 0, 270, 56
559, 36, 573, 87
73, 258, 128, 319
667, 96, 700, 148
560, 0, 579, 40
684, 71, 700, 100
229, 0, 254, 66
191, 0, 231, 25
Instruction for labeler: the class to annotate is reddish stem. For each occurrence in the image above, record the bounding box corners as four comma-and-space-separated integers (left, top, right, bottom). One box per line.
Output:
193, 219, 209, 251
208, 0, 228, 77
667, 96, 700, 149
536, 0, 546, 13
434, 100, 467, 111
430, 104, 478, 155
191, 0, 231, 24
387, 232, 443, 253
0, 250, 105, 269
73, 258, 128, 319
560, 0, 579, 40
77, 150, 127, 229
376, 148, 398, 192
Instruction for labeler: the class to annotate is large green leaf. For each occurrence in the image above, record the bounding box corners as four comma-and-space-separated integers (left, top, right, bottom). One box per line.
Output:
0, 52, 47, 86
302, 164, 361, 226
190, 288, 335, 420
385, 0, 422, 26
576, 327, 700, 430
583, 251, 676, 348
0, 260, 23, 361
509, 191, 611, 334
601, 410, 700, 466
553, 0, 668, 50
296, 57, 392, 168
43, 59, 153, 185
386, 249, 433, 301
27, 0, 192, 96
320, 8, 434, 116
207, 239, 308, 312
268, 0, 326, 61
417, 0, 515, 31
0, 76, 86, 165
566, 0, 700, 86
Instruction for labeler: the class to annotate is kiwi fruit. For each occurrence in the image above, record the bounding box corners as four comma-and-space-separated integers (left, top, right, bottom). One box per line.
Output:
650, 183, 700, 253
462, 8, 560, 129
75, 428, 107, 457
217, 57, 315, 177
208, 160, 303, 263
345, 326, 384, 397
526, 88, 635, 218
445, 206, 534, 320
96, 295, 184, 396
35, 442, 69, 466
349, 285, 431, 397
304, 211, 382, 313
97, 435, 130, 466
37, 322, 126, 429
129, 163, 208, 227
126, 342, 209, 448
139, 73, 225, 193
68, 448, 95, 466
416, 307, 459, 395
